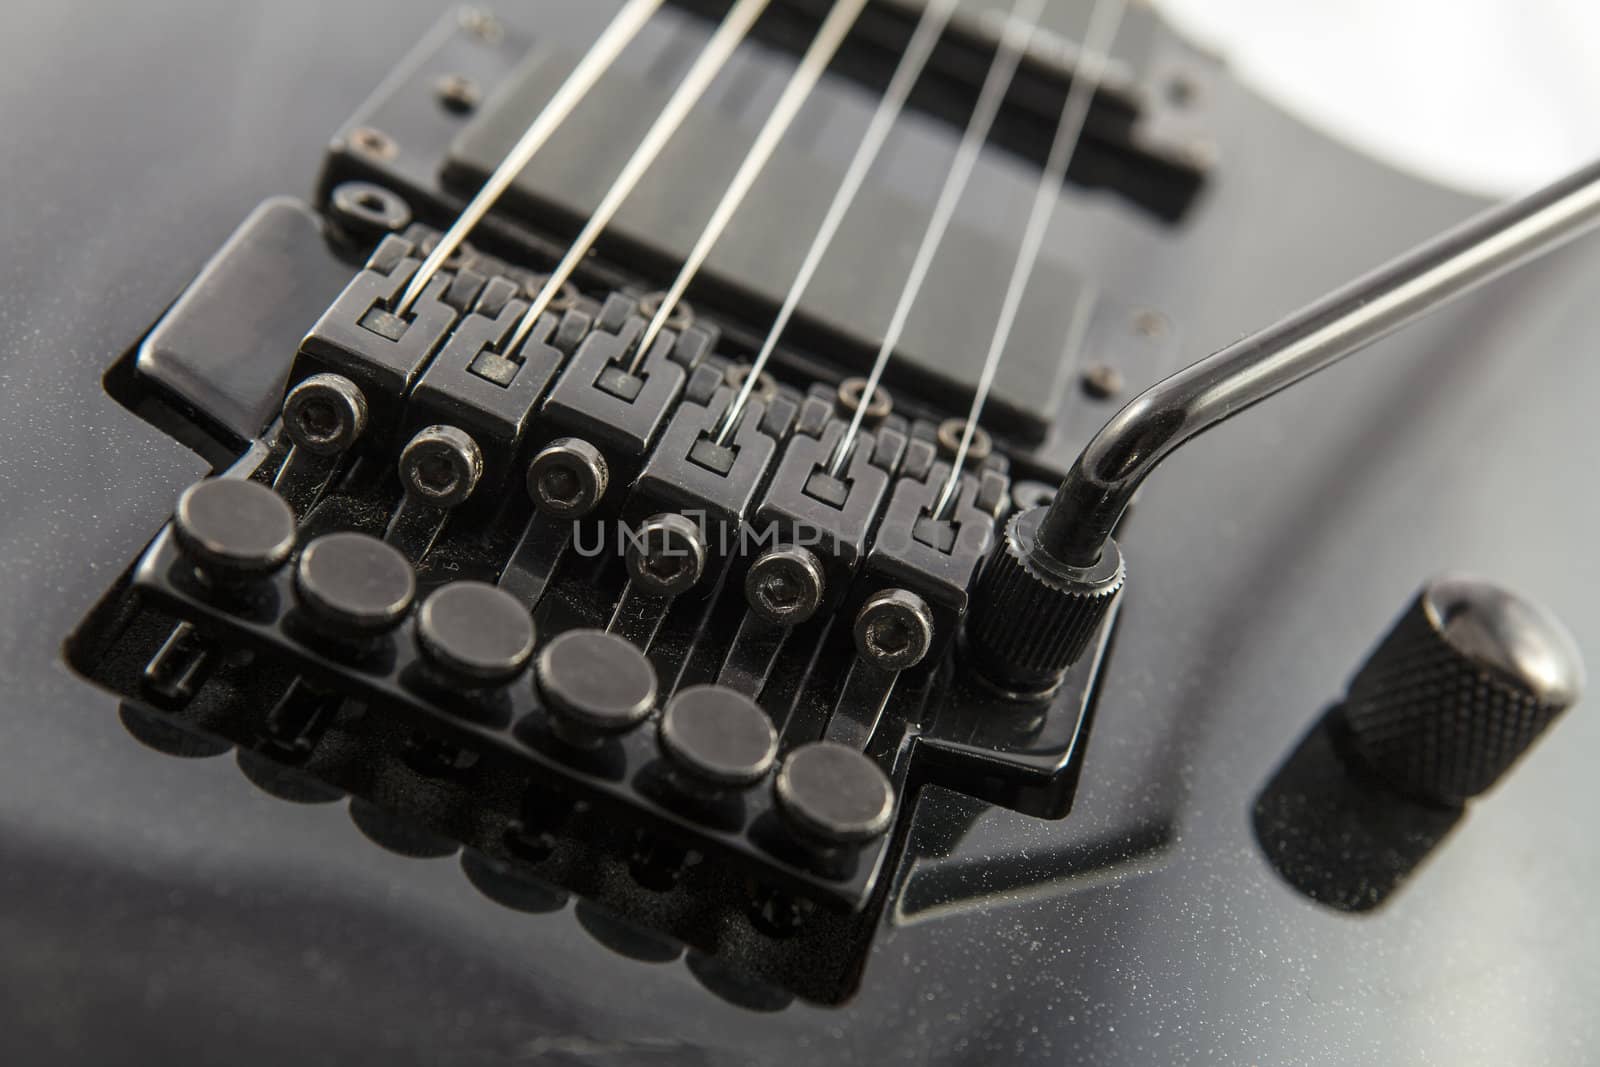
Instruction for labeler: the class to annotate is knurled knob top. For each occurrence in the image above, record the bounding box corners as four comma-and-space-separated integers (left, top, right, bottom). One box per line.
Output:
1343, 576, 1584, 803
964, 506, 1124, 695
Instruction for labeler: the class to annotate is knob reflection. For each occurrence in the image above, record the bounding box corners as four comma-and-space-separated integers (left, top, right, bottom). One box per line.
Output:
1253, 704, 1462, 913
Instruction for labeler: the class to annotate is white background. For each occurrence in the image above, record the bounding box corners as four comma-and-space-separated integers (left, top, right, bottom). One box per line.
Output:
1157, 0, 1600, 195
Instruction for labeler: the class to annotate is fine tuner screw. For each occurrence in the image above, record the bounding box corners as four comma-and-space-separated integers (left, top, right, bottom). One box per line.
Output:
172, 478, 297, 587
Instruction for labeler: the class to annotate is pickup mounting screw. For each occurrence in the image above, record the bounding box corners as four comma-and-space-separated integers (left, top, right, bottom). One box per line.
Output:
435, 73, 481, 114
348, 126, 397, 162
1081, 362, 1124, 399
458, 7, 503, 42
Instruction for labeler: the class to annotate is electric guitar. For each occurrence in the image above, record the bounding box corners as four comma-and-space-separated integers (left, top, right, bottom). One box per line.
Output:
7, 1, 1597, 1062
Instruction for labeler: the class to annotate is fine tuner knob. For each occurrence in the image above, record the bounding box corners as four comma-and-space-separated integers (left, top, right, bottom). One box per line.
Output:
1342, 576, 1584, 804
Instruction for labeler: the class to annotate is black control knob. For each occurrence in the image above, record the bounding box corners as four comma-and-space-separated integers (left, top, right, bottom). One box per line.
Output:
1343, 576, 1584, 803
965, 505, 1124, 695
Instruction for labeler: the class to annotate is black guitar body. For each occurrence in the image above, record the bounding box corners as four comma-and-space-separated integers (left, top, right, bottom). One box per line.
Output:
3, 1, 1596, 1063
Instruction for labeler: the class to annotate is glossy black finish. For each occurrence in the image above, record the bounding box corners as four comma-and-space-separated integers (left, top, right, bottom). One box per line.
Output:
135, 197, 355, 446
8, 0, 1600, 1063
126, 530, 904, 915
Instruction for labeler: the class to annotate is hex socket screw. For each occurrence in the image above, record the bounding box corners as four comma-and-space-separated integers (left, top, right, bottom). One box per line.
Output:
527, 437, 609, 519
744, 546, 825, 627
275, 374, 371, 513
386, 425, 485, 561
854, 588, 935, 672
400, 425, 484, 509
626, 513, 708, 598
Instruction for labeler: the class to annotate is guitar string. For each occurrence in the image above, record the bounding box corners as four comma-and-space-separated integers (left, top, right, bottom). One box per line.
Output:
505, 0, 774, 357
713, 0, 959, 446
394, 0, 665, 317
396, 0, 1103, 500
932, 0, 1128, 518
825, 0, 1050, 477
626, 0, 871, 375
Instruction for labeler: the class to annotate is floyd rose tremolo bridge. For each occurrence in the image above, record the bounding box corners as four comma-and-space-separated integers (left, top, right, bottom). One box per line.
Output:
69, 0, 1205, 1004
